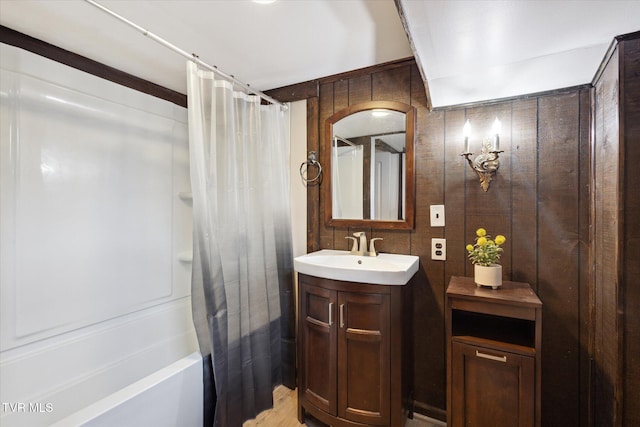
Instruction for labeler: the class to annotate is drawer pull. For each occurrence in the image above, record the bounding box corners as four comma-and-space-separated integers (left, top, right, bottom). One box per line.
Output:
329, 303, 334, 326
340, 304, 345, 328
475, 350, 507, 363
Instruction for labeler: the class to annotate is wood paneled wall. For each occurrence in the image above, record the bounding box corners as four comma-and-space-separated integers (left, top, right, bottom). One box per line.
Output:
592, 34, 640, 427
592, 44, 620, 427
302, 60, 592, 425
621, 36, 640, 427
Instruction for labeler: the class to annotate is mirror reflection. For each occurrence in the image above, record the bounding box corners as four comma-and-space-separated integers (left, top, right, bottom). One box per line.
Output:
324, 101, 415, 230
331, 109, 407, 221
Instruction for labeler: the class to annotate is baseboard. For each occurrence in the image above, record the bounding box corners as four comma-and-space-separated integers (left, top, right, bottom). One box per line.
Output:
413, 400, 446, 425
412, 412, 447, 426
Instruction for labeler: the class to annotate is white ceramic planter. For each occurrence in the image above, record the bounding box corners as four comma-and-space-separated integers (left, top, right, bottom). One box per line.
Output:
474, 264, 502, 289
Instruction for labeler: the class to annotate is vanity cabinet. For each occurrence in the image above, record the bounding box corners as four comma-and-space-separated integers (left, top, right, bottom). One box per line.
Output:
297, 273, 412, 427
446, 276, 542, 427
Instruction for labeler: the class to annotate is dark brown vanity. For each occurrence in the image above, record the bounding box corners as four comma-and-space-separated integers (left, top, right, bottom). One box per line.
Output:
297, 273, 413, 427
295, 99, 418, 426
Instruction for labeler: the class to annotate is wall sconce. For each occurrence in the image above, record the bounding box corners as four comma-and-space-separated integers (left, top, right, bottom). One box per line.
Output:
461, 118, 503, 191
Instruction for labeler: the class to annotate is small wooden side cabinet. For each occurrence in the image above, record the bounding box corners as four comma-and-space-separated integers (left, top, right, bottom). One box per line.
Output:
446, 276, 542, 427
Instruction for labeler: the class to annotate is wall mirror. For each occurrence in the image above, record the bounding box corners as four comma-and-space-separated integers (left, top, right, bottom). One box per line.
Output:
323, 101, 415, 229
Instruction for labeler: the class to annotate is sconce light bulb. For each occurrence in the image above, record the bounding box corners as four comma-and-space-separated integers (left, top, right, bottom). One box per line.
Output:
492, 117, 501, 136
463, 120, 471, 138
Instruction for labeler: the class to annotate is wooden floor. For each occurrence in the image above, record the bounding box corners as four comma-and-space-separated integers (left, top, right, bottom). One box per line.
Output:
242, 386, 443, 427
242, 385, 309, 427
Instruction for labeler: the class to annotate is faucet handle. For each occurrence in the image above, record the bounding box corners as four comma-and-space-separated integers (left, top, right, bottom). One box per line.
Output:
345, 236, 358, 254
369, 238, 383, 256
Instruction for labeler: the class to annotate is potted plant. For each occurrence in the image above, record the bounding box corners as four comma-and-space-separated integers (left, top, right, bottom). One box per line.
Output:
466, 228, 506, 289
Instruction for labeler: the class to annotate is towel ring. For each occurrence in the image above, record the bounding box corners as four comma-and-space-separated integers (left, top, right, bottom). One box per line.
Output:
300, 151, 322, 184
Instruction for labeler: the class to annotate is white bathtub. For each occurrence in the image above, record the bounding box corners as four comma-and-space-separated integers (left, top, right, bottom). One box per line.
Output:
51, 352, 203, 427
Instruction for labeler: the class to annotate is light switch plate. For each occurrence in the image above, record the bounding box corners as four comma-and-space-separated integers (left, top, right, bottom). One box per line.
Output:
430, 205, 445, 227
432, 238, 446, 261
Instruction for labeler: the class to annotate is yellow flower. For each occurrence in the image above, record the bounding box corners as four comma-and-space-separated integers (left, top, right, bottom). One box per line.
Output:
467, 227, 506, 266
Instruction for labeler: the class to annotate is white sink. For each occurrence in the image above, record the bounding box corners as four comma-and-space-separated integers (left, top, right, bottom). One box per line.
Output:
294, 249, 419, 285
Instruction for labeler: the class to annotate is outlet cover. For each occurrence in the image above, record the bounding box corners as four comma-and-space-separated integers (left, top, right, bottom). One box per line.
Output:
432, 238, 446, 261
430, 205, 445, 227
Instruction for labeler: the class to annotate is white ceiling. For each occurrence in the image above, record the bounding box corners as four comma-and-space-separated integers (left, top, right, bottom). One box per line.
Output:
0, 0, 412, 97
1, 0, 639, 108
398, 0, 640, 107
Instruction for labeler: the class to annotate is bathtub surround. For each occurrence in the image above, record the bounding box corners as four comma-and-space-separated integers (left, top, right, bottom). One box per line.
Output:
51, 353, 203, 426
0, 42, 197, 426
187, 62, 294, 427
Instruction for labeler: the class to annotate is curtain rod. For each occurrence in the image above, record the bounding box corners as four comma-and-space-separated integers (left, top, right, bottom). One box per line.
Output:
83, 0, 286, 109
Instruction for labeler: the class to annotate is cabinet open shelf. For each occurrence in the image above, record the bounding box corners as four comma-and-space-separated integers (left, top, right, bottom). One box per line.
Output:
452, 309, 536, 349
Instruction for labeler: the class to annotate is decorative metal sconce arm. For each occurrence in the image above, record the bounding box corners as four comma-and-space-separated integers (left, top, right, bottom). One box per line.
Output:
461, 138, 503, 192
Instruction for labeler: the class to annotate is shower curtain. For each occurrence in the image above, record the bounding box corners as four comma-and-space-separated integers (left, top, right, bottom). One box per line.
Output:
186, 62, 294, 427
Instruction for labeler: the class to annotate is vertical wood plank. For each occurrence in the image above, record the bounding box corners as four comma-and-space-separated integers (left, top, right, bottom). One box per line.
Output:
510, 99, 538, 286
622, 37, 640, 427
578, 87, 592, 427
409, 63, 447, 413
443, 109, 467, 282
348, 74, 372, 106
538, 92, 581, 427
593, 46, 620, 427
333, 79, 349, 111
373, 65, 411, 103
411, 106, 446, 410
319, 82, 335, 249
306, 96, 320, 252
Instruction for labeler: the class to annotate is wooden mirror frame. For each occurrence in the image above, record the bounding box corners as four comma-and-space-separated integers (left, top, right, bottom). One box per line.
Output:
323, 100, 416, 230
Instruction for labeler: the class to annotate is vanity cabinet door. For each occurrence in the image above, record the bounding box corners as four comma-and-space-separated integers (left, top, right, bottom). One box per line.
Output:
299, 283, 337, 416
337, 291, 391, 425
298, 274, 409, 427
451, 340, 535, 427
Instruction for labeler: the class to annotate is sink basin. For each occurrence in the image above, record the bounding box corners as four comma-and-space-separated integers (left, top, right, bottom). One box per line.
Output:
294, 249, 419, 285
